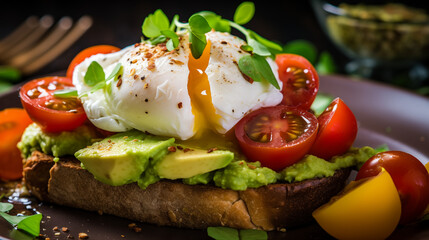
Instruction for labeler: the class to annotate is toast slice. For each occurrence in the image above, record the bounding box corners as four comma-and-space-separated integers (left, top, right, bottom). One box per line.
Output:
23, 151, 351, 231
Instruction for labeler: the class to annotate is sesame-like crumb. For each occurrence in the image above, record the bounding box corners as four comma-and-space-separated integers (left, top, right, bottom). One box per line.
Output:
79, 232, 89, 239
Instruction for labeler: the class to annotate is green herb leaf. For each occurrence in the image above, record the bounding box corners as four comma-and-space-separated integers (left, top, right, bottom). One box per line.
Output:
0, 81, 13, 94
234, 2, 255, 25
207, 227, 239, 240
84, 61, 105, 87
247, 38, 271, 56
0, 202, 13, 212
0, 66, 21, 83
310, 93, 333, 116
53, 88, 78, 98
161, 30, 179, 50
149, 35, 167, 45
283, 40, 318, 64
0, 212, 42, 237
142, 9, 170, 38
315, 51, 337, 75
198, 11, 231, 32
248, 30, 283, 53
106, 63, 122, 81
188, 14, 212, 59
239, 229, 268, 240
238, 55, 280, 89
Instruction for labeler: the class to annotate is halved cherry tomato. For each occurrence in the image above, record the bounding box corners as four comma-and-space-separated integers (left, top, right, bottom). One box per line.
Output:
310, 98, 357, 160
19, 76, 87, 133
66, 45, 121, 79
356, 151, 429, 224
275, 53, 319, 109
235, 106, 319, 171
0, 108, 33, 180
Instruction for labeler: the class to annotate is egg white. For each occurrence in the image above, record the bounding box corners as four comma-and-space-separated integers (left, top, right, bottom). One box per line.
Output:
73, 31, 283, 140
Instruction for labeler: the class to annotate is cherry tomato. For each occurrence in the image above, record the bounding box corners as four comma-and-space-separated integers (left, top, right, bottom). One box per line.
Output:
0, 108, 33, 180
66, 45, 121, 79
275, 53, 319, 109
19, 76, 87, 133
356, 151, 429, 224
235, 106, 319, 171
310, 98, 357, 160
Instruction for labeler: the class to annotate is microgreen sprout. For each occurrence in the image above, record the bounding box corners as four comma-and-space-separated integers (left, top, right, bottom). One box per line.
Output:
141, 1, 283, 89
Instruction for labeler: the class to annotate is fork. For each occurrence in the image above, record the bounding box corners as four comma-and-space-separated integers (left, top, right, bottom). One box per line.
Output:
0, 15, 93, 75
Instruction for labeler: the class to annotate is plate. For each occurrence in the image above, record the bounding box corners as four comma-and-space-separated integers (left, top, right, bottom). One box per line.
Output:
1, 74, 429, 240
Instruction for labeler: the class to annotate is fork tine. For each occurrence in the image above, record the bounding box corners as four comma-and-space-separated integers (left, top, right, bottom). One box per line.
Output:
0, 16, 39, 54
21, 15, 93, 75
0, 15, 54, 61
9, 16, 74, 68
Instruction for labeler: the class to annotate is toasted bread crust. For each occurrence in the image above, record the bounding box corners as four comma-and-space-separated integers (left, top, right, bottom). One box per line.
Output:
23, 151, 350, 230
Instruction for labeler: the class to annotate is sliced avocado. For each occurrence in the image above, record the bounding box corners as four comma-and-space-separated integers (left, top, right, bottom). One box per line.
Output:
75, 130, 174, 186
155, 147, 234, 179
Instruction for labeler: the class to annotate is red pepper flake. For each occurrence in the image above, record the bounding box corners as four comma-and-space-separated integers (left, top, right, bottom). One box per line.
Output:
144, 83, 149, 89
247, 164, 257, 170
220, 41, 228, 45
177, 146, 183, 150
116, 78, 123, 88
207, 148, 217, 153
134, 75, 139, 80
168, 146, 177, 152
141, 75, 146, 81
183, 148, 192, 153
177, 102, 183, 109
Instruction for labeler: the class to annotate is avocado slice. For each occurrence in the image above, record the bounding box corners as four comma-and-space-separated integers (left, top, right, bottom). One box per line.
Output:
155, 147, 234, 179
75, 130, 174, 186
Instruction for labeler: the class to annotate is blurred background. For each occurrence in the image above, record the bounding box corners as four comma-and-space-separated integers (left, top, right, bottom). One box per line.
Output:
0, 0, 428, 95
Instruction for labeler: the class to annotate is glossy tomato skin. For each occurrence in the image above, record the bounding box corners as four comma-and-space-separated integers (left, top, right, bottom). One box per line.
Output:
356, 151, 429, 224
235, 106, 318, 171
310, 98, 357, 160
0, 108, 33, 180
66, 45, 120, 79
20, 76, 87, 133
275, 53, 319, 110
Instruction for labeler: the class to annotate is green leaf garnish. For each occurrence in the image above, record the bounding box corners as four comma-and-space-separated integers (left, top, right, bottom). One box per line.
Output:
140, 2, 282, 89
283, 40, 318, 64
234, 2, 255, 25
81, 61, 122, 97
0, 202, 42, 237
84, 61, 105, 87
207, 227, 239, 240
207, 227, 268, 240
188, 14, 212, 59
0, 202, 13, 212
106, 63, 122, 81
0, 66, 21, 83
161, 30, 180, 51
239, 229, 268, 240
53, 88, 78, 98
315, 51, 337, 75
142, 9, 170, 38
238, 55, 280, 89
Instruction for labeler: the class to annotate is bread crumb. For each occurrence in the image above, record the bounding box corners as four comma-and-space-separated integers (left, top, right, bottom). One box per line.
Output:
53, 226, 59, 231
62, 227, 69, 232
79, 232, 89, 239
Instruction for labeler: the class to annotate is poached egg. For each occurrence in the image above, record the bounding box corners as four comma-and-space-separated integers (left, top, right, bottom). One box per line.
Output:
73, 31, 283, 141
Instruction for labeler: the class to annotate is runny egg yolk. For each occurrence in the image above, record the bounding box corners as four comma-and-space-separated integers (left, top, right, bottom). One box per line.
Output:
187, 41, 220, 138
184, 41, 239, 152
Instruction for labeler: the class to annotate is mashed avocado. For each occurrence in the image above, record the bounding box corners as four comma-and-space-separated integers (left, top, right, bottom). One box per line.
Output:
17, 123, 98, 161
18, 125, 378, 190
